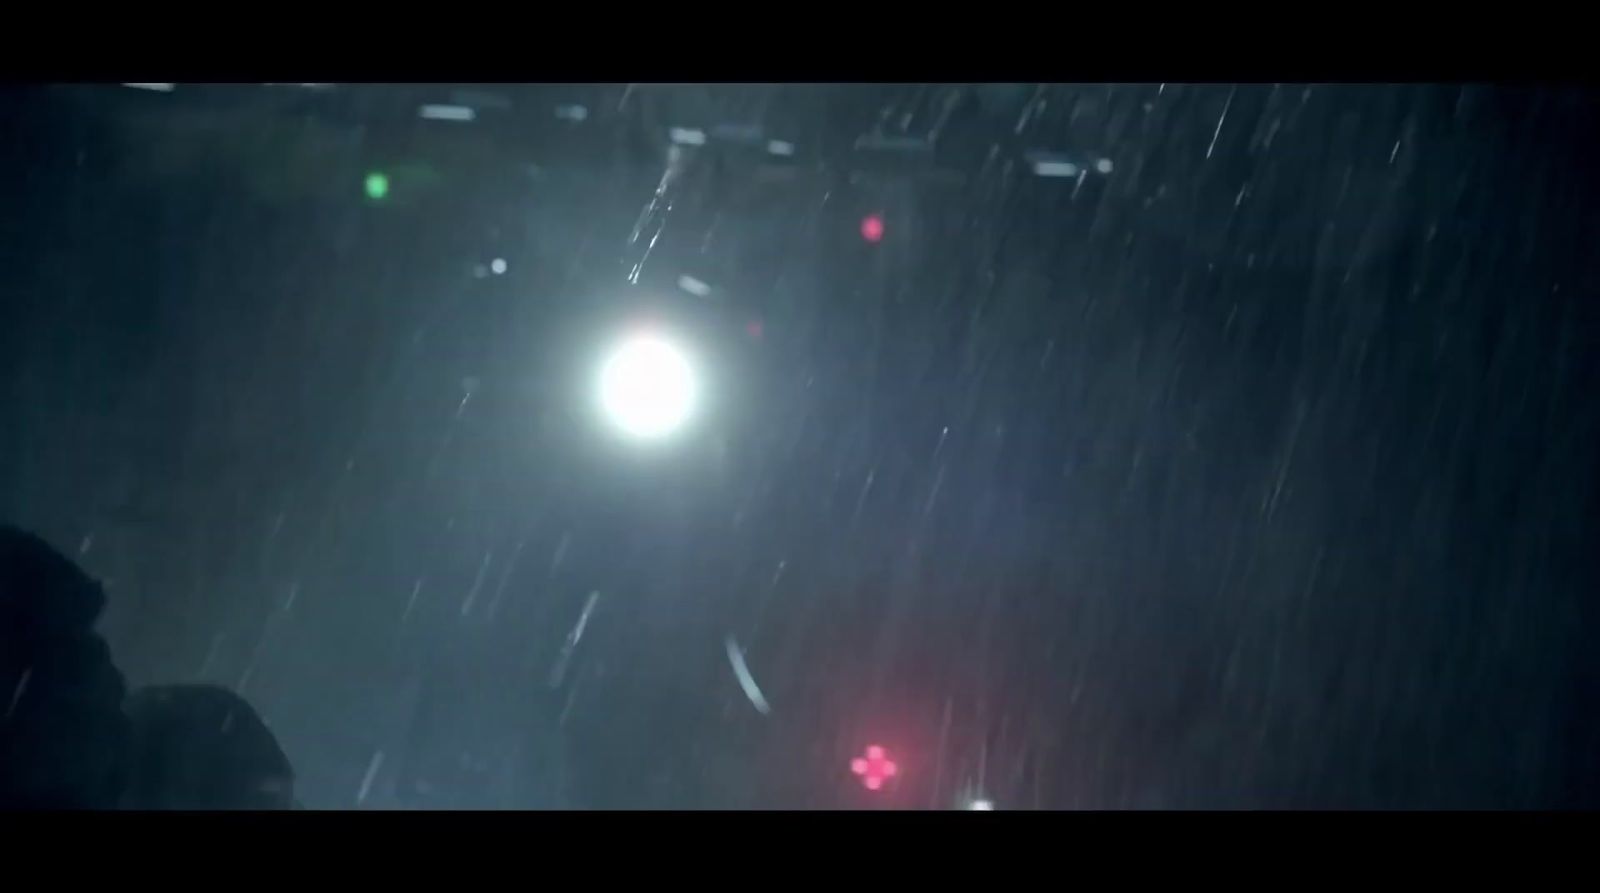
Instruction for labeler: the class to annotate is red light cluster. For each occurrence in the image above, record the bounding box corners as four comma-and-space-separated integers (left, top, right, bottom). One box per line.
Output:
850, 744, 898, 791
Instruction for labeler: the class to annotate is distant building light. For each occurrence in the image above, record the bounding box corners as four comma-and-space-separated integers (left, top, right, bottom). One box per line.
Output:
123, 83, 175, 92
490, 258, 508, 276
766, 140, 796, 157
1026, 149, 1113, 178
968, 798, 995, 811
1033, 160, 1079, 178
669, 127, 707, 146
419, 104, 476, 122
554, 104, 589, 123
677, 275, 712, 297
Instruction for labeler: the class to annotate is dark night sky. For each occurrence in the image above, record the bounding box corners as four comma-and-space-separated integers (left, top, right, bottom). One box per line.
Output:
2, 83, 1597, 809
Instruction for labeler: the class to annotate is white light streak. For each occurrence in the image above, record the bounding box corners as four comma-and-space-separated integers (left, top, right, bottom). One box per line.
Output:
725, 636, 772, 715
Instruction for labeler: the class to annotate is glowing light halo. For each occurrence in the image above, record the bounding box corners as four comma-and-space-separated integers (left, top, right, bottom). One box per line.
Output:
597, 332, 698, 440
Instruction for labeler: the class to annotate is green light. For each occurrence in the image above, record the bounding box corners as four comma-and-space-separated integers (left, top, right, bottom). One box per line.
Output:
364, 172, 389, 201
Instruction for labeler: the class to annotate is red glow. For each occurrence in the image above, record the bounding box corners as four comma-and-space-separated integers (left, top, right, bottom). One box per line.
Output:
851, 744, 898, 792
860, 214, 885, 243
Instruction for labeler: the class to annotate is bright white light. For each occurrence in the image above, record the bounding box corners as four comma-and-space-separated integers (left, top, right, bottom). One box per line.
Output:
598, 334, 697, 439
967, 798, 995, 811
1095, 158, 1115, 174
490, 258, 508, 275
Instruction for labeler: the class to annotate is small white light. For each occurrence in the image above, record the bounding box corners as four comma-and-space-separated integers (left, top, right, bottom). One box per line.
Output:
766, 140, 796, 156
968, 798, 995, 811
419, 104, 476, 122
554, 104, 589, 123
490, 258, 507, 275
598, 334, 698, 440
669, 127, 707, 146
1095, 158, 1115, 174
123, 83, 175, 92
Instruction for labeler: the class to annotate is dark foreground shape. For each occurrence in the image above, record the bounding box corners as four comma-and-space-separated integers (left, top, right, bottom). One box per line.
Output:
1, 525, 130, 809
4, 524, 296, 810
122, 684, 296, 810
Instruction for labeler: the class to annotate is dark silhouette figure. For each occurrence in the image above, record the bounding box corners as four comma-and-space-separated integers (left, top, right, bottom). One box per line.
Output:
1, 525, 129, 809
2, 525, 295, 810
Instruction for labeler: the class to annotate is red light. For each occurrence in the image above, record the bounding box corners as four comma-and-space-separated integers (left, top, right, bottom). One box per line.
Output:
851, 744, 898, 792
860, 214, 885, 243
